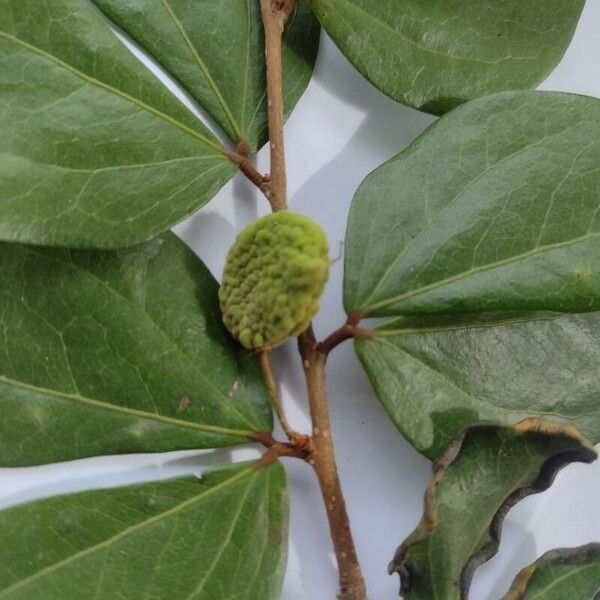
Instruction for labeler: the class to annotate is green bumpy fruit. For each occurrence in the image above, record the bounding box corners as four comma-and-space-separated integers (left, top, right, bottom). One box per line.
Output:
220, 212, 329, 349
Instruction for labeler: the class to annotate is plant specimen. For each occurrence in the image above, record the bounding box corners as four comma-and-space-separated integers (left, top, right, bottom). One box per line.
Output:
0, 1, 599, 599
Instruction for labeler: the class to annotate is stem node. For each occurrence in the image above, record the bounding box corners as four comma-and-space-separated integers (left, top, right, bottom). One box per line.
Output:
256, 2, 367, 595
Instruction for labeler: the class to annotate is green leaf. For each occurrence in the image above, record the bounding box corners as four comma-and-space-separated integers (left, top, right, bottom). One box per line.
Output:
344, 91, 600, 317
389, 420, 597, 600
0, 233, 271, 467
356, 311, 600, 459
0, 461, 288, 600
309, 0, 584, 115
347, 91, 600, 458
502, 544, 600, 600
91, 0, 320, 152
0, 0, 237, 249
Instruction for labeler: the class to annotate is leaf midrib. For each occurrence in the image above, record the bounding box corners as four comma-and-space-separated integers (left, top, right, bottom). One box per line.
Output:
428, 446, 571, 600
372, 338, 514, 418
371, 337, 578, 423
0, 468, 257, 599
528, 562, 600, 599
243, 468, 276, 595
453, 467, 535, 598
0, 30, 224, 154
184, 470, 256, 599
358, 122, 585, 310
366, 229, 600, 314
375, 312, 564, 337
239, 0, 252, 139
0, 376, 252, 440
157, 0, 243, 141
26, 247, 262, 431
1, 153, 222, 175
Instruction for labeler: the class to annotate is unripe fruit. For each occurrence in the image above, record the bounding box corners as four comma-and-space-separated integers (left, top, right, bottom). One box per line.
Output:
220, 212, 329, 349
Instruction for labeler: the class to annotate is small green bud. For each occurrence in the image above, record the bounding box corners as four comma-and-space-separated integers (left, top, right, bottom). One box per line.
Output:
219, 212, 329, 349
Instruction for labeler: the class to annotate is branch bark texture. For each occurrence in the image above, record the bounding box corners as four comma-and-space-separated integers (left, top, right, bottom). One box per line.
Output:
300, 328, 368, 600
260, 0, 291, 211
258, 3, 368, 597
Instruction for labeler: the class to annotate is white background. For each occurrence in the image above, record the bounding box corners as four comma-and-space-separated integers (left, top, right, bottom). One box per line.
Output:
2, 2, 600, 598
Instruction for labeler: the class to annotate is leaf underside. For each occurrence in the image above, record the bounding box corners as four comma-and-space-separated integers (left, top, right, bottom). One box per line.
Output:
91, 0, 320, 152
390, 419, 597, 600
310, 0, 584, 115
501, 544, 600, 600
0, 233, 271, 467
356, 311, 600, 459
0, 462, 289, 600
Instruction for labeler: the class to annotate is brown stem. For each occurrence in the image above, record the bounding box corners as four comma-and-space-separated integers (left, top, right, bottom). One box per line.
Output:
258, 2, 366, 596
226, 140, 277, 207
226, 149, 273, 199
260, 0, 293, 212
317, 311, 371, 357
299, 327, 368, 600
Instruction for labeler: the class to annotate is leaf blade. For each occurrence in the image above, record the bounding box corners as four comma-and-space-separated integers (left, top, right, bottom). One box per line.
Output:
0, 234, 271, 466
91, 0, 320, 151
0, 462, 288, 600
0, 0, 236, 248
344, 91, 600, 317
390, 420, 597, 600
310, 0, 584, 114
502, 544, 600, 600
356, 311, 600, 459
